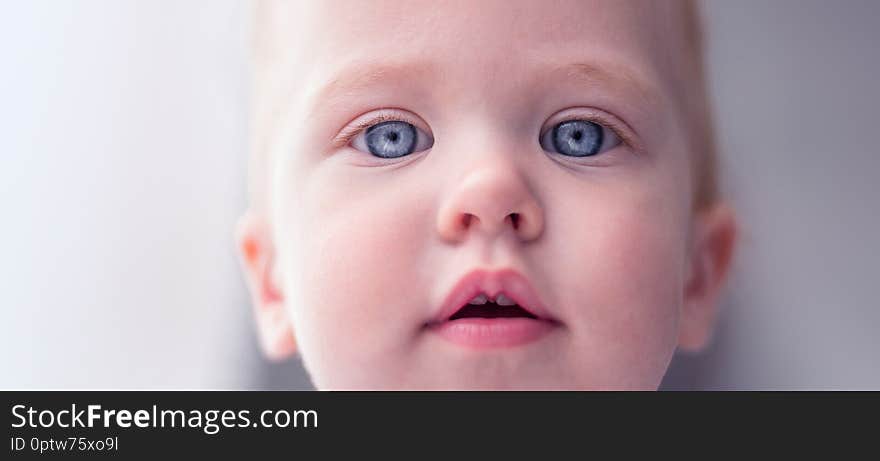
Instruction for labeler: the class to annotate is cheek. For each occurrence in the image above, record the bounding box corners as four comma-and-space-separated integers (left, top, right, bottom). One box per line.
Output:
274, 166, 434, 385
544, 175, 689, 385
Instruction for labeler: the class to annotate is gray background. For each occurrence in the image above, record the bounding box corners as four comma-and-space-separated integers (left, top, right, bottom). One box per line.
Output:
1, 0, 877, 390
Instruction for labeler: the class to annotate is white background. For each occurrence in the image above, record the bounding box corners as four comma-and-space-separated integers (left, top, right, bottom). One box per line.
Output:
1, 0, 878, 389
0, 1, 255, 388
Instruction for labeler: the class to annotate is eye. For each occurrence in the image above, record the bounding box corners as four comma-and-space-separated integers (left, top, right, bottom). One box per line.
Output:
540, 119, 621, 157
351, 120, 433, 159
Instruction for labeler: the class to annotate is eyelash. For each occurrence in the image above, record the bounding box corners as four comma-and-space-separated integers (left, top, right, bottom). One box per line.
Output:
331, 111, 425, 149
540, 110, 637, 153
332, 108, 638, 154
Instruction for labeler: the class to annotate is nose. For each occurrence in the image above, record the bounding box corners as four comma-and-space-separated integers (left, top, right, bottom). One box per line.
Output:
436, 163, 544, 243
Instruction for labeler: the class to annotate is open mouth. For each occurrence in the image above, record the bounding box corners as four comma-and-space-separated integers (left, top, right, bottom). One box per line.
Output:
430, 276, 558, 348
447, 294, 539, 321
433, 294, 556, 349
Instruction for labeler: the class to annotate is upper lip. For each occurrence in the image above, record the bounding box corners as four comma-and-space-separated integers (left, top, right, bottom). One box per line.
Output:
429, 268, 556, 324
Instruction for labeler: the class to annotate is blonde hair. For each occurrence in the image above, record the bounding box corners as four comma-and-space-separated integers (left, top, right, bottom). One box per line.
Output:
681, 0, 719, 211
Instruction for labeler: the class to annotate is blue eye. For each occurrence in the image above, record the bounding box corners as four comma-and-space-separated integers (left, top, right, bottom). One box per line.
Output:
351, 120, 433, 159
540, 119, 620, 157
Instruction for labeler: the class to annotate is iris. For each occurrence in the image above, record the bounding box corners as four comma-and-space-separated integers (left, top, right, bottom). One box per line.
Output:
550, 120, 603, 157
365, 121, 418, 158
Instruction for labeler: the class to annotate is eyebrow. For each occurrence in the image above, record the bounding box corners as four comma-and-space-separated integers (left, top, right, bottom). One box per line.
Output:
546, 61, 663, 108
303, 60, 439, 120
304, 57, 662, 122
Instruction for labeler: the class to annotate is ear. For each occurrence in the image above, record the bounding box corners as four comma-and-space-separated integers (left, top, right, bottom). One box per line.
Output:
235, 211, 297, 361
678, 202, 738, 352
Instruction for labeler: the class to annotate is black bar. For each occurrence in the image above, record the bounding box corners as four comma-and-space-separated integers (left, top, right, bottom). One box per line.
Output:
3, 391, 877, 458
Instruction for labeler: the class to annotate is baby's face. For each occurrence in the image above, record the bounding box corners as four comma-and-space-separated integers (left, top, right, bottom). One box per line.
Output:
266, 0, 704, 389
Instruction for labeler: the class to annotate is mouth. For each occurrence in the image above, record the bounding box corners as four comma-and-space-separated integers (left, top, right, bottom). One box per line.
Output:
426, 269, 560, 348
448, 294, 538, 320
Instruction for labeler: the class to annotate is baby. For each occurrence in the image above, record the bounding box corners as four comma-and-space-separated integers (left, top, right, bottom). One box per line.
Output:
236, 0, 737, 389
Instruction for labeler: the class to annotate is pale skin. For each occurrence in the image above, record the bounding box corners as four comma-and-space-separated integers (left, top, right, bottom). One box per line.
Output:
237, 0, 737, 389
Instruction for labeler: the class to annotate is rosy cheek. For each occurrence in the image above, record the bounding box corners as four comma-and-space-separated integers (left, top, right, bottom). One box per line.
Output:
548, 184, 686, 372
285, 180, 433, 366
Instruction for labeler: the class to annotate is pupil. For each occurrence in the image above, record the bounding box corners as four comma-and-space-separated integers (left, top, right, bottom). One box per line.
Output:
387, 132, 399, 142
572, 130, 583, 141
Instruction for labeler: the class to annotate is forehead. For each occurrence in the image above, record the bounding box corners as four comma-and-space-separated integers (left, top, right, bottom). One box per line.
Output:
303, 0, 654, 50
270, 0, 687, 92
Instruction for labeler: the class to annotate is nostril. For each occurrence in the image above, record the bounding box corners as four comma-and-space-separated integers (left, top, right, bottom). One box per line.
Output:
509, 213, 521, 230
453, 212, 525, 235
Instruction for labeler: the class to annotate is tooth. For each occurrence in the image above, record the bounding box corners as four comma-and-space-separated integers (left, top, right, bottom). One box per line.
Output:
495, 294, 516, 306
468, 294, 488, 305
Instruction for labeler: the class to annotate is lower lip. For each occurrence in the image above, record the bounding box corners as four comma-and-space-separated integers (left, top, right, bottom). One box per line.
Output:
429, 318, 556, 348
